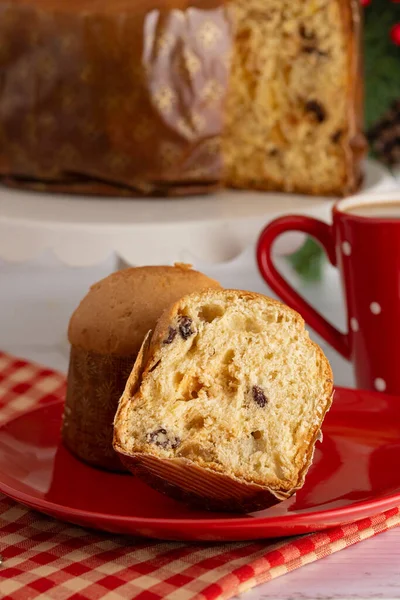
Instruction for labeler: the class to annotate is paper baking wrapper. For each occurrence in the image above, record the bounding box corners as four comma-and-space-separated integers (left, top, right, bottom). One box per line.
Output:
0, 0, 233, 196
62, 346, 136, 471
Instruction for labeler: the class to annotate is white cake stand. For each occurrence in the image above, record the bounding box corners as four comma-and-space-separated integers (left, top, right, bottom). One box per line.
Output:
0, 159, 396, 267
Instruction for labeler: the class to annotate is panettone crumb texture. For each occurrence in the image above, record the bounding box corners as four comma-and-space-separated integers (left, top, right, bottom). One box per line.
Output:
115, 290, 333, 500
223, 0, 362, 195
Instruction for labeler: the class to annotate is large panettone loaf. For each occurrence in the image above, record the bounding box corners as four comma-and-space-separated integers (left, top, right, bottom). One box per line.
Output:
63, 264, 221, 471
113, 289, 333, 512
0, 0, 364, 196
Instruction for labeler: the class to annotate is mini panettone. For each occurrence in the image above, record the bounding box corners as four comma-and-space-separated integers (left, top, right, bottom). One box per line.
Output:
62, 264, 221, 471
113, 289, 333, 512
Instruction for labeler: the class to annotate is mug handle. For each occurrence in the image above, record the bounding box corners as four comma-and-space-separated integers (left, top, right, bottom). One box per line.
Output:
257, 215, 351, 360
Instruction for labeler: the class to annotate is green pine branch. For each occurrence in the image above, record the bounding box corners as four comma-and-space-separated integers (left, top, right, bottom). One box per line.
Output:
364, 0, 400, 129
287, 237, 325, 282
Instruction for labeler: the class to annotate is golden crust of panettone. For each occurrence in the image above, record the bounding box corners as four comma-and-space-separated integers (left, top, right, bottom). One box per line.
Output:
68, 265, 221, 357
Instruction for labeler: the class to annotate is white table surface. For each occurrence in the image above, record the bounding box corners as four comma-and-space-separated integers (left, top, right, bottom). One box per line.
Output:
0, 159, 392, 267
1, 243, 400, 600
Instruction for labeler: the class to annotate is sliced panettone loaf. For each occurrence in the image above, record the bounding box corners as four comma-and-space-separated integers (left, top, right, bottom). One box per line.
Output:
113, 289, 333, 512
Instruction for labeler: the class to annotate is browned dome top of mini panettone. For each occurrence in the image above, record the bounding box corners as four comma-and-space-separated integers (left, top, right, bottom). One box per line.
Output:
68, 264, 221, 356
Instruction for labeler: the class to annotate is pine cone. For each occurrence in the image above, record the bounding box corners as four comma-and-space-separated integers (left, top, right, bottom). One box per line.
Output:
368, 98, 400, 166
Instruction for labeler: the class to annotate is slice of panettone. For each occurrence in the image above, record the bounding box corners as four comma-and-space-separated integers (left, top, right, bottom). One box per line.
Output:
113, 289, 333, 512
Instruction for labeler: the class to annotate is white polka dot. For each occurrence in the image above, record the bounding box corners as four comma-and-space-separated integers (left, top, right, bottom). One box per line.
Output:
374, 378, 386, 392
370, 302, 381, 315
342, 241, 352, 256
350, 318, 359, 332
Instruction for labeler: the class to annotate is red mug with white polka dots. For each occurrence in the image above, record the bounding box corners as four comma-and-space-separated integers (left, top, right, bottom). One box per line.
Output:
257, 193, 400, 395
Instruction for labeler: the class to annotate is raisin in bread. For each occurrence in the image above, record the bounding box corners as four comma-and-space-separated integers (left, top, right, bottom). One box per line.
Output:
0, 0, 363, 197
113, 289, 333, 512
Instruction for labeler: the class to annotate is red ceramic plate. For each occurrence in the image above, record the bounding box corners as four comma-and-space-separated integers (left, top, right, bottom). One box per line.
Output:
0, 387, 399, 541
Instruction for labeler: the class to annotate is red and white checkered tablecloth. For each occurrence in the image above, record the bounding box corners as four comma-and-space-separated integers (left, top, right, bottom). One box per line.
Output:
0, 351, 399, 600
